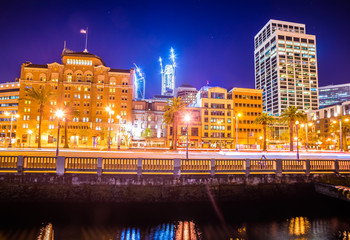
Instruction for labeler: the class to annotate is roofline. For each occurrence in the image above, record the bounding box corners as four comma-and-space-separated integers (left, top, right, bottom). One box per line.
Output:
255, 19, 306, 39
319, 83, 350, 89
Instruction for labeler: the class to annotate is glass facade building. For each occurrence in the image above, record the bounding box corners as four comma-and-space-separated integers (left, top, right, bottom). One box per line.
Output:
319, 83, 350, 109
254, 20, 319, 116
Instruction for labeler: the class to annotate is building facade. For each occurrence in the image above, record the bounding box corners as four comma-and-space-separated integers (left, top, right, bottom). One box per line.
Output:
16, 48, 134, 149
131, 99, 167, 147
307, 102, 350, 150
254, 19, 319, 116
166, 107, 202, 148
174, 84, 197, 105
186, 86, 263, 149
0, 82, 20, 146
319, 83, 350, 109
231, 88, 264, 147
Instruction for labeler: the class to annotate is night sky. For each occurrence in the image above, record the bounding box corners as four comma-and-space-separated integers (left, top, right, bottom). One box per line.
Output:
0, 0, 349, 98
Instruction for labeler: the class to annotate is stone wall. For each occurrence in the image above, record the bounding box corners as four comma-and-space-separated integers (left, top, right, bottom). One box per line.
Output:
0, 174, 335, 203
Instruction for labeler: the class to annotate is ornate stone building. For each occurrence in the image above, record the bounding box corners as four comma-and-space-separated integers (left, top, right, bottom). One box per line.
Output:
17, 48, 134, 148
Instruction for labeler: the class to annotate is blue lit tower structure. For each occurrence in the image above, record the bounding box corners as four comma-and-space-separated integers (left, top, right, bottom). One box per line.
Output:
133, 63, 146, 100
159, 48, 176, 96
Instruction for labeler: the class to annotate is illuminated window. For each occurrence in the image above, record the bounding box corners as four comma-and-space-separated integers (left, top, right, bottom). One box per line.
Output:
67, 73, 72, 82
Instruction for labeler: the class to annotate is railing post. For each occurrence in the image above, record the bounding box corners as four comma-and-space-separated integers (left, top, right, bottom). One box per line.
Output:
276, 159, 282, 176
245, 159, 250, 176
306, 160, 311, 175
56, 156, 65, 175
334, 159, 339, 174
17, 155, 23, 174
210, 158, 215, 177
174, 158, 181, 177
97, 157, 103, 176
137, 158, 142, 176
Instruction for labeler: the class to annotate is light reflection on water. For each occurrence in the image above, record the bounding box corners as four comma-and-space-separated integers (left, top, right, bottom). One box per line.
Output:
1, 199, 350, 240
26, 217, 350, 240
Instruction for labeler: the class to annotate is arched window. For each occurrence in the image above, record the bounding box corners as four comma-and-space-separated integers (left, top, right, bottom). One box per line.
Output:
86, 73, 92, 82
66, 73, 72, 82
26, 73, 33, 80
76, 73, 82, 82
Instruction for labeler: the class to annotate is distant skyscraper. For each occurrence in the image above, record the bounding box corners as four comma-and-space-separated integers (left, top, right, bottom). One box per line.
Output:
254, 19, 319, 116
175, 83, 197, 105
159, 48, 176, 96
133, 63, 145, 100
319, 83, 350, 109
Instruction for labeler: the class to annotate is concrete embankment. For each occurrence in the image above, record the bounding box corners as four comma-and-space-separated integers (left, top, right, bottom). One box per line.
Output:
1, 174, 345, 203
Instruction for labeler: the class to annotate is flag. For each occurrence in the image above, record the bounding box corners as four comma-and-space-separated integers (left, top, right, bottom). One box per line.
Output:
80, 29, 87, 34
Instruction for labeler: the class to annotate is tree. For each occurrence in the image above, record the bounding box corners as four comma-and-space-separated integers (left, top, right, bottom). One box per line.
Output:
141, 127, 153, 146
163, 97, 188, 150
23, 87, 54, 149
253, 113, 275, 151
330, 117, 350, 151
61, 102, 80, 148
280, 106, 307, 152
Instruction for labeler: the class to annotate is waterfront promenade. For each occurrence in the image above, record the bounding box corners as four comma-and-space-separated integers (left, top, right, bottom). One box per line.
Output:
1, 148, 350, 159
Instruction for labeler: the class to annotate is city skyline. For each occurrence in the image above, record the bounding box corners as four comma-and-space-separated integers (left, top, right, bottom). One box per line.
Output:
0, 1, 349, 98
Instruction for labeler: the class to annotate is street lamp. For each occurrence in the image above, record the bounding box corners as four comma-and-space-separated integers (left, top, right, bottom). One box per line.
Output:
4, 112, 19, 148
106, 106, 114, 151
184, 114, 191, 160
301, 122, 313, 151
295, 120, 300, 160
117, 115, 121, 150
218, 119, 223, 151
235, 113, 241, 152
28, 129, 33, 148
333, 118, 349, 152
55, 110, 64, 157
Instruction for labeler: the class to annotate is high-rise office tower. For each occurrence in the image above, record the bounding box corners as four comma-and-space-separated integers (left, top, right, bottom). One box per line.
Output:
254, 19, 319, 116
159, 48, 176, 96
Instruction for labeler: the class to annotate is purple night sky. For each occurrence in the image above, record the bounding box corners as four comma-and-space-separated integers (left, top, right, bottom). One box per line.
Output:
0, 0, 349, 98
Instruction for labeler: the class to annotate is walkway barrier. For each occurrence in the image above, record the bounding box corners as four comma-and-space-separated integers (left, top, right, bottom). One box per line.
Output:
215, 159, 245, 174
142, 159, 173, 174
65, 157, 98, 173
103, 158, 138, 174
250, 159, 276, 174
0, 156, 17, 172
282, 160, 306, 174
310, 160, 335, 174
339, 160, 350, 174
0, 156, 349, 176
23, 156, 56, 173
181, 159, 211, 174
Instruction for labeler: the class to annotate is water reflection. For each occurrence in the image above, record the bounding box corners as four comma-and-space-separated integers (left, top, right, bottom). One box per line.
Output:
288, 217, 310, 236
37, 223, 54, 240
28, 217, 350, 240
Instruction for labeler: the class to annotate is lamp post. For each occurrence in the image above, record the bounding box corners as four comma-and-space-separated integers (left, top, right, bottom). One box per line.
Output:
117, 115, 121, 150
333, 118, 349, 152
106, 107, 114, 151
300, 122, 312, 151
4, 112, 19, 148
55, 110, 64, 157
28, 130, 33, 148
295, 120, 300, 160
235, 113, 241, 152
219, 119, 223, 151
184, 114, 191, 160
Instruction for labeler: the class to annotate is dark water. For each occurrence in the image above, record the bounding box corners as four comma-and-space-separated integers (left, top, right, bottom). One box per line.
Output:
0, 195, 350, 240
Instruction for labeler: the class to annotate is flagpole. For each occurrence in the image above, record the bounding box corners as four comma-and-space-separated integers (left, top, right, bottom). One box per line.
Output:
84, 27, 88, 52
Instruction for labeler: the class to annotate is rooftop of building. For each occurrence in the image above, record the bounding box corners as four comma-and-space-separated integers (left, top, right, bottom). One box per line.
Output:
255, 19, 307, 39
319, 83, 350, 90
23, 49, 131, 73
178, 83, 196, 89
